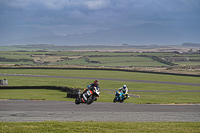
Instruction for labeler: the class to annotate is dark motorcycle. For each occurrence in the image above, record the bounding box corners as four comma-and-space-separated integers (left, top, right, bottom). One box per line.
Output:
75, 87, 100, 105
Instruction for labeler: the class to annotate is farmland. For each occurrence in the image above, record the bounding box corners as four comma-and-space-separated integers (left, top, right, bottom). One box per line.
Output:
0, 44, 200, 75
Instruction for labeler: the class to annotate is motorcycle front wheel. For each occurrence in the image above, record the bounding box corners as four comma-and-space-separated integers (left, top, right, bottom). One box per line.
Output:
113, 97, 117, 103
87, 95, 96, 105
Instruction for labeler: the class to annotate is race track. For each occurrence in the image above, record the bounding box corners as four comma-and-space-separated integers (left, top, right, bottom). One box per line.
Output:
0, 73, 200, 122
0, 73, 200, 87
0, 100, 199, 122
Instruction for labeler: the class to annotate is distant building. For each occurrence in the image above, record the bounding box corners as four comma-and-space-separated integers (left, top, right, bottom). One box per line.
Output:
123, 43, 129, 46
171, 51, 180, 54
182, 43, 200, 47
188, 49, 193, 53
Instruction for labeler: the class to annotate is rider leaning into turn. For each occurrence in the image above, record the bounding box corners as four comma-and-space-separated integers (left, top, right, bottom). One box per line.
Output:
81, 80, 100, 103
118, 85, 130, 99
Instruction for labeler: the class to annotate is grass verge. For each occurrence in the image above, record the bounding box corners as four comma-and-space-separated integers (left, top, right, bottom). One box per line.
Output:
0, 89, 200, 104
0, 69, 200, 83
0, 121, 200, 133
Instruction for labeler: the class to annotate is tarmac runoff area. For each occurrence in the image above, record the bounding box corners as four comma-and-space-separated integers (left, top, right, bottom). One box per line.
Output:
0, 73, 200, 122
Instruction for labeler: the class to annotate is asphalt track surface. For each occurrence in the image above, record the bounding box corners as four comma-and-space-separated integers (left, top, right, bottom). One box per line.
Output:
0, 100, 200, 122
0, 73, 200, 122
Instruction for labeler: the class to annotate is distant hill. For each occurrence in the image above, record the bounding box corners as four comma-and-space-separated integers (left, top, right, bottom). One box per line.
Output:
1, 23, 200, 45
182, 43, 200, 47
0, 26, 55, 44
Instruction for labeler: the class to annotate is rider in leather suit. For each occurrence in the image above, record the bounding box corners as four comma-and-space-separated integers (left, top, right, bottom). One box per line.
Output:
118, 85, 130, 99
81, 80, 99, 103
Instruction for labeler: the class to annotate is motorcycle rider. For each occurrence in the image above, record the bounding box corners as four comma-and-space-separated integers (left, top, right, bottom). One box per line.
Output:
118, 85, 129, 99
81, 80, 100, 103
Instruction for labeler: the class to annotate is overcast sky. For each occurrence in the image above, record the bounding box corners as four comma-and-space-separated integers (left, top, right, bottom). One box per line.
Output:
0, 0, 200, 36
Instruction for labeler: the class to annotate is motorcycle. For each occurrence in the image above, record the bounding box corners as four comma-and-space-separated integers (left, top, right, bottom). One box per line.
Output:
75, 86, 100, 105
113, 91, 128, 103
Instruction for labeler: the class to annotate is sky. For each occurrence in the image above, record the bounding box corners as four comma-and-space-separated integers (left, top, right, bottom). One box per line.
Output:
0, 0, 200, 36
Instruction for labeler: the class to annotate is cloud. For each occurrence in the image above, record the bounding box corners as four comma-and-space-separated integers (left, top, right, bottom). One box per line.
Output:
0, 0, 200, 35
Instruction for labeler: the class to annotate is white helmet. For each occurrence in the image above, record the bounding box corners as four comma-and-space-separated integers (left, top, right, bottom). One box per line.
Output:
123, 85, 126, 91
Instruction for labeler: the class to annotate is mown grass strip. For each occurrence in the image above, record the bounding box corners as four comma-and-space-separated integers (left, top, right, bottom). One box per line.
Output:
0, 69, 199, 83
0, 89, 200, 104
0, 121, 199, 133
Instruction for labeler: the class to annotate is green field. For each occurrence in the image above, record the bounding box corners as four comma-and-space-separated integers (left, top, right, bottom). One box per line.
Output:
0, 69, 199, 83
0, 121, 200, 133
1, 49, 199, 69
0, 69, 199, 104
175, 62, 200, 66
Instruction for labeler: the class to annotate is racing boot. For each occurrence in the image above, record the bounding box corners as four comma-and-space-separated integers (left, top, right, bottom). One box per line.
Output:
94, 97, 97, 101
125, 94, 130, 99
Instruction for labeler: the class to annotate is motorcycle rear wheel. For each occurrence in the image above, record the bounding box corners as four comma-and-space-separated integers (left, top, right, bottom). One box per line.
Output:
75, 98, 80, 104
120, 99, 124, 103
